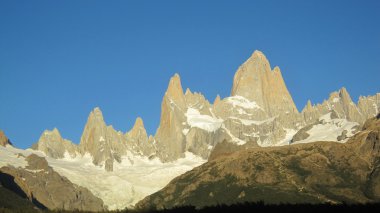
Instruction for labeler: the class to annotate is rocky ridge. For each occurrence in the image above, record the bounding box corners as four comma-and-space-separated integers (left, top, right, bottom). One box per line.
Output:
31, 50, 380, 169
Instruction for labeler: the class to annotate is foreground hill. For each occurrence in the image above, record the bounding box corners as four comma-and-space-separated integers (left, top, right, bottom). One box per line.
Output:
136, 115, 380, 210
0, 153, 105, 211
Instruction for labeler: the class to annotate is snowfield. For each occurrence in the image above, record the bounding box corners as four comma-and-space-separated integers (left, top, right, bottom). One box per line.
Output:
0, 146, 205, 210
185, 108, 223, 132
293, 112, 359, 144
226, 96, 262, 109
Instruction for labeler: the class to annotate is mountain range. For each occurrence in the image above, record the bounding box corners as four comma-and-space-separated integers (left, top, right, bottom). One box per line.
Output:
1, 50, 379, 211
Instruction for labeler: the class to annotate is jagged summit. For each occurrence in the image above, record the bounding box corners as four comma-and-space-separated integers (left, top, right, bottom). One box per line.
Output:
213, 94, 221, 106
250, 50, 269, 62
33, 127, 78, 158
133, 117, 144, 128
89, 107, 105, 121
165, 73, 185, 102
44, 127, 61, 138
231, 50, 298, 116
127, 117, 148, 139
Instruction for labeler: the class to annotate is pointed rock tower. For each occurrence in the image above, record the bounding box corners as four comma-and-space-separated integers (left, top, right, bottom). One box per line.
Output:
154, 74, 187, 161
32, 128, 78, 158
231, 50, 298, 116
79, 107, 127, 171
126, 117, 155, 156
213, 94, 221, 106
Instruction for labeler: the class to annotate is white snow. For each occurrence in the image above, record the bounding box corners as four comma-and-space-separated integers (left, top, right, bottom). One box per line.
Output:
226, 96, 261, 110
332, 97, 340, 103
293, 113, 359, 144
185, 108, 223, 132
0, 145, 29, 168
182, 128, 189, 135
0, 146, 205, 210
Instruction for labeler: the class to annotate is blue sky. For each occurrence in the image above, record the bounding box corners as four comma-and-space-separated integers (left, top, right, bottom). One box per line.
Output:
1, 0, 379, 149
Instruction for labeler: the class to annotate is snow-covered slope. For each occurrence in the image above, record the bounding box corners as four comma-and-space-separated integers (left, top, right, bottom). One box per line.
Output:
0, 145, 205, 210
293, 113, 359, 144
185, 108, 223, 132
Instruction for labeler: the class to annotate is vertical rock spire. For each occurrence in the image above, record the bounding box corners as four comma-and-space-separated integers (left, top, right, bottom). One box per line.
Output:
231, 50, 299, 116
154, 73, 187, 161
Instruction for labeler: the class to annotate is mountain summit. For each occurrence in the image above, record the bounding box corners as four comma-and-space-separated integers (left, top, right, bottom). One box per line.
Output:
231, 50, 298, 116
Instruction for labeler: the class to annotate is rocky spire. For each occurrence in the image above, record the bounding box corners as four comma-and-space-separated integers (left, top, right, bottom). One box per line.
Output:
154, 73, 188, 161
165, 73, 186, 109
0, 130, 11, 147
127, 117, 148, 143
305, 100, 313, 111
80, 107, 108, 155
126, 117, 156, 156
213, 95, 221, 106
79, 107, 127, 171
230, 50, 299, 116
32, 128, 78, 158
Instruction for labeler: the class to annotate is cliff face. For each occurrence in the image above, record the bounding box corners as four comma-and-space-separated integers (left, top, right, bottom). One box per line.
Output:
32, 128, 78, 158
231, 50, 298, 117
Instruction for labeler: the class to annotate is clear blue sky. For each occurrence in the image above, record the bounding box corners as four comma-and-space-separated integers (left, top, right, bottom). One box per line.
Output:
1, 0, 379, 149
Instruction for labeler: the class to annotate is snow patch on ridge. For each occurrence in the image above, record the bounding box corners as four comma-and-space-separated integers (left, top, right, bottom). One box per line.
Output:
294, 113, 359, 144
226, 96, 261, 109
185, 108, 223, 132
332, 97, 340, 103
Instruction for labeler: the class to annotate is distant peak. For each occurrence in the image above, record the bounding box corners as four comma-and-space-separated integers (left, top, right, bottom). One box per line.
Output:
127, 116, 148, 139
91, 107, 104, 120
42, 128, 61, 137
273, 66, 281, 73
52, 127, 60, 134
171, 73, 181, 83
134, 117, 144, 128
93, 106, 102, 113
339, 87, 353, 103
165, 73, 185, 102
339, 87, 348, 95
307, 100, 312, 107
213, 94, 221, 105
251, 50, 265, 57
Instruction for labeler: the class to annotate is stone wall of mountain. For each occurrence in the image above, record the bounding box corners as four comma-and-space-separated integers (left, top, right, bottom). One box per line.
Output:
30, 50, 380, 170
136, 114, 380, 210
